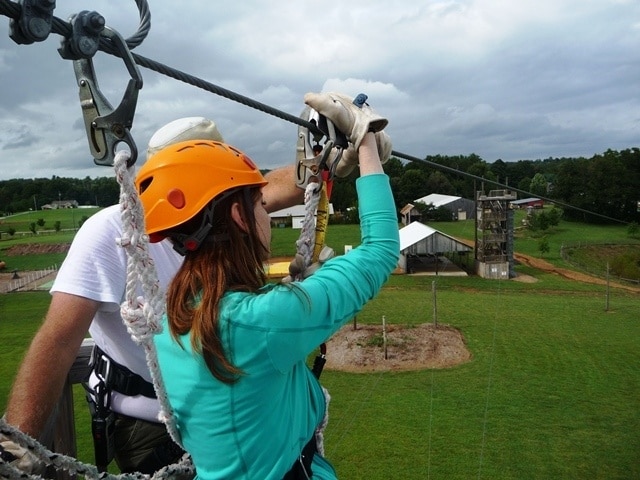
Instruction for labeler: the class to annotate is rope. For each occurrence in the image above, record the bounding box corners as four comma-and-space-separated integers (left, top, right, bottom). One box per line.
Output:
0, 419, 192, 479
312, 182, 330, 262
292, 182, 322, 278
113, 151, 189, 455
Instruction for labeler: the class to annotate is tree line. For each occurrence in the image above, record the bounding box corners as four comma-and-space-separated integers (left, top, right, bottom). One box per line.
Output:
0, 176, 120, 215
1, 147, 639, 223
332, 147, 639, 224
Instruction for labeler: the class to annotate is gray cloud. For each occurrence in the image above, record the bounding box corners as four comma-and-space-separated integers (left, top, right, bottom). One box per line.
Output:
1, 0, 639, 180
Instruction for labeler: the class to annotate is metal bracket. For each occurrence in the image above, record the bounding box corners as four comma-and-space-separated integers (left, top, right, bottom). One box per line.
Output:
9, 0, 55, 45
58, 10, 105, 60
69, 26, 143, 167
295, 107, 348, 189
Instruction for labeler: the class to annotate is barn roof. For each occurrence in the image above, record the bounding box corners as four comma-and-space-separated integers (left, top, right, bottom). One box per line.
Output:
511, 197, 542, 205
399, 221, 472, 253
414, 193, 461, 207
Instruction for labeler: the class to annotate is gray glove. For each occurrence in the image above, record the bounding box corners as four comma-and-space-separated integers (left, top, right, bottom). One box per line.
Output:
303, 92, 388, 150
330, 130, 393, 177
0, 436, 46, 475
281, 245, 335, 283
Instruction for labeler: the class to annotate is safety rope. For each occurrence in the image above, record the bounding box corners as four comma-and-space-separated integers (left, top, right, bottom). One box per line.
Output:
292, 183, 322, 277
287, 176, 335, 457
312, 180, 331, 262
113, 151, 184, 449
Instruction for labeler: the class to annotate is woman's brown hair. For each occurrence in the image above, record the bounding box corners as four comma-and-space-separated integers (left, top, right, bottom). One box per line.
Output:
165, 186, 268, 383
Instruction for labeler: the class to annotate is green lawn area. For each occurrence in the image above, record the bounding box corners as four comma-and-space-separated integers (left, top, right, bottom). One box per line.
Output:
1, 208, 639, 478
2, 270, 638, 478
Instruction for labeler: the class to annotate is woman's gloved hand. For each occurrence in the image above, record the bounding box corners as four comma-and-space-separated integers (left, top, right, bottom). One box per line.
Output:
303, 92, 388, 150
331, 130, 392, 177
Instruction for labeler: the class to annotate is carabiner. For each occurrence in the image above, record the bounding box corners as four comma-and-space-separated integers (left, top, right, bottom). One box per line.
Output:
72, 25, 143, 167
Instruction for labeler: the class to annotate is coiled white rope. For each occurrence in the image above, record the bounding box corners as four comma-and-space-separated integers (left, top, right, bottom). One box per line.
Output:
113, 151, 183, 446
113, 151, 194, 476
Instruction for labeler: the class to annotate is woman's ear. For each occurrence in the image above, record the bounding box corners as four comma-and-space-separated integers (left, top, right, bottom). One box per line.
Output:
231, 201, 249, 233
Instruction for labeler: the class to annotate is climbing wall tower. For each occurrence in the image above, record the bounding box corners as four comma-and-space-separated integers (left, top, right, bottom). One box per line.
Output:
475, 189, 517, 279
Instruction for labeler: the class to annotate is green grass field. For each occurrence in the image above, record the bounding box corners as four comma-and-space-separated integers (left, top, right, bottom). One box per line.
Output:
1, 208, 639, 478
1, 274, 639, 478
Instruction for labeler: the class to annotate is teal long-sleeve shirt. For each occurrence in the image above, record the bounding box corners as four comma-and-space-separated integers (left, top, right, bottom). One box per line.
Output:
154, 173, 400, 479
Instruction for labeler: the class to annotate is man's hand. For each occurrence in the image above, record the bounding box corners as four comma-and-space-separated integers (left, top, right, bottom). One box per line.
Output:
304, 92, 388, 150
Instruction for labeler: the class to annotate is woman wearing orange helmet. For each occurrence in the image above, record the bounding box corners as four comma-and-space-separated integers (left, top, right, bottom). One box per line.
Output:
137, 93, 399, 479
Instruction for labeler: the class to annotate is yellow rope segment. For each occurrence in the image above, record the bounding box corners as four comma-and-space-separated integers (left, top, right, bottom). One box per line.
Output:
312, 182, 330, 262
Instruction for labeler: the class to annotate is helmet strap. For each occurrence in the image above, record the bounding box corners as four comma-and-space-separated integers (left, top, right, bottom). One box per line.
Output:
168, 188, 242, 256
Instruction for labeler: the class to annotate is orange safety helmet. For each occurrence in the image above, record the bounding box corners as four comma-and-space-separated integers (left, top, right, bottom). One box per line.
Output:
136, 140, 267, 246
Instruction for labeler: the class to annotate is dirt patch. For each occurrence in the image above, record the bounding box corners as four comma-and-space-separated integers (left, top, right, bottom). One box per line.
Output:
2, 243, 70, 256
325, 323, 472, 373
514, 252, 640, 293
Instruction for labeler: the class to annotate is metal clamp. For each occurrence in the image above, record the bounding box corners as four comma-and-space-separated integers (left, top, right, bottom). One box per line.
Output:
9, 0, 55, 45
67, 25, 143, 167
295, 107, 348, 189
58, 10, 105, 60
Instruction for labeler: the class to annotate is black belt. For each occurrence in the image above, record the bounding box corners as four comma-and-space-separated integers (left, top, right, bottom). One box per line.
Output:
92, 345, 157, 399
282, 436, 317, 480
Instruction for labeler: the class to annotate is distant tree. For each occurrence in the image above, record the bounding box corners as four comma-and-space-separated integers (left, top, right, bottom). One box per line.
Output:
517, 176, 532, 194
490, 159, 508, 184
425, 171, 455, 195
529, 173, 548, 197
54, 221, 62, 232
538, 236, 550, 257
7, 227, 16, 237
527, 210, 551, 232
36, 218, 45, 227
382, 156, 405, 178
627, 222, 639, 238
78, 215, 90, 228
414, 202, 453, 222
396, 169, 428, 207
29, 222, 37, 234
545, 207, 563, 227
330, 176, 357, 214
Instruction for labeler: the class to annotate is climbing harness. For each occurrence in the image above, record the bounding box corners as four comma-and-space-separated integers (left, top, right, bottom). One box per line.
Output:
87, 366, 116, 472
85, 344, 159, 471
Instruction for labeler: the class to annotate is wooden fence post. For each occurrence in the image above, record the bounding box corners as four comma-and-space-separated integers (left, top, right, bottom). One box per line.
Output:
40, 338, 94, 480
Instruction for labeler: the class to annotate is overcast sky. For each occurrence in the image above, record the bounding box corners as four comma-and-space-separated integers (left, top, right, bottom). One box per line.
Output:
1, 0, 638, 180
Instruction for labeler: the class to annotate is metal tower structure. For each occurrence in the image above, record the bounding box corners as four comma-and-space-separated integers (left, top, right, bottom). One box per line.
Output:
475, 189, 517, 279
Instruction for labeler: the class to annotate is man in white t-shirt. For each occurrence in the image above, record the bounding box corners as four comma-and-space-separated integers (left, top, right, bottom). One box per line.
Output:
1, 117, 304, 474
